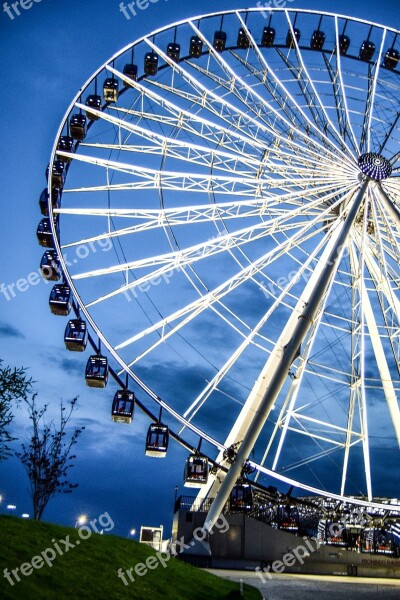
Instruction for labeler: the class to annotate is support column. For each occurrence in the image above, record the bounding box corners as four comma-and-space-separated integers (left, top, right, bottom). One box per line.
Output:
375, 183, 400, 225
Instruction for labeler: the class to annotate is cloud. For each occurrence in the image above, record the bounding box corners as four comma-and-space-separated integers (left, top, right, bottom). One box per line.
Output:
0, 321, 25, 339
56, 357, 86, 378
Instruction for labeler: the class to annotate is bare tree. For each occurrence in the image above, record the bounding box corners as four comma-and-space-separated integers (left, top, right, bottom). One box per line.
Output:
16, 395, 85, 521
0, 359, 32, 460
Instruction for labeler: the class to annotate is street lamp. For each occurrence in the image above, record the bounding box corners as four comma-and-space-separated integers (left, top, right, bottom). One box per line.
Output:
128, 528, 136, 539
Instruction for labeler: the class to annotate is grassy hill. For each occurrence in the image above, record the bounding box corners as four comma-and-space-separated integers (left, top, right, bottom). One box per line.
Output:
0, 516, 259, 599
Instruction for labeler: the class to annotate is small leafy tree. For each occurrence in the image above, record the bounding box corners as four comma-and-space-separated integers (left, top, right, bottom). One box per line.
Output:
0, 360, 32, 460
16, 395, 85, 521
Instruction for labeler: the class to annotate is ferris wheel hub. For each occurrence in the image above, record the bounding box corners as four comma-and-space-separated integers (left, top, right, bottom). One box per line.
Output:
358, 153, 392, 181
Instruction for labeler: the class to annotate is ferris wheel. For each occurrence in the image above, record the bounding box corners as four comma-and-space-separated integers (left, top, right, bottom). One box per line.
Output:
38, 7, 400, 518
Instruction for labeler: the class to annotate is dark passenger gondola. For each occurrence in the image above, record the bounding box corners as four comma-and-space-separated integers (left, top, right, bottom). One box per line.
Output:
123, 63, 138, 81
213, 31, 227, 52
383, 48, 399, 70
359, 40, 375, 61
57, 136, 74, 163
261, 26, 275, 47
286, 28, 301, 48
64, 319, 88, 351
237, 28, 251, 49
49, 284, 72, 316
167, 43, 180, 62
85, 355, 108, 388
69, 114, 87, 141
229, 483, 253, 512
189, 36, 203, 58
46, 161, 65, 189
37, 218, 59, 248
145, 423, 169, 457
39, 188, 59, 216
85, 95, 102, 120
339, 34, 350, 56
278, 504, 299, 532
183, 454, 209, 487
40, 250, 61, 281
111, 390, 135, 424
311, 30, 325, 50
103, 78, 119, 103
144, 53, 158, 76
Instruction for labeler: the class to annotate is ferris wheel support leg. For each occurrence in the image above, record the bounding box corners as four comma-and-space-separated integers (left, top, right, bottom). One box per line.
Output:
375, 183, 400, 225
202, 181, 369, 535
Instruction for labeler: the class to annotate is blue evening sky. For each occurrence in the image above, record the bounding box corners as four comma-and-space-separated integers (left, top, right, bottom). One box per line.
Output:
0, 0, 399, 537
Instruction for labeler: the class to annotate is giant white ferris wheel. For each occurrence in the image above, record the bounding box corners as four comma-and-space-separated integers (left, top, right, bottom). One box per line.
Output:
40, 8, 400, 520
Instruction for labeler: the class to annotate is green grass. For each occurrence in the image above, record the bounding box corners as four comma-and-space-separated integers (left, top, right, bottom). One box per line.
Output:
0, 516, 260, 599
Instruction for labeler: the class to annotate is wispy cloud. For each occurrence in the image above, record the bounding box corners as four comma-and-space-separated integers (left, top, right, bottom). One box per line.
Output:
0, 321, 25, 339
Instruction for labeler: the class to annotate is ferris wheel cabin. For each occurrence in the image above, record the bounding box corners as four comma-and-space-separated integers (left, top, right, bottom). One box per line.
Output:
359, 40, 376, 61
278, 504, 300, 532
362, 527, 397, 555
85, 355, 109, 388
229, 483, 253, 512
85, 95, 102, 120
311, 30, 326, 50
46, 161, 65, 189
384, 48, 400, 69
69, 114, 87, 141
36, 217, 59, 248
286, 27, 301, 48
167, 43, 180, 62
64, 319, 88, 351
237, 28, 251, 49
111, 390, 135, 424
213, 31, 227, 52
49, 284, 72, 316
39, 188, 60, 216
189, 36, 203, 58
103, 78, 119, 103
183, 454, 209, 487
145, 423, 169, 457
40, 250, 61, 281
56, 136, 74, 163
261, 26, 276, 47
339, 34, 350, 55
123, 63, 138, 82
144, 53, 158, 76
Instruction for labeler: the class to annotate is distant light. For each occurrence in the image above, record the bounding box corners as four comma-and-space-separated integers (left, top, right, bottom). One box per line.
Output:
77, 515, 87, 526
21, 513, 30, 519
130, 529, 136, 536
7, 504, 16, 510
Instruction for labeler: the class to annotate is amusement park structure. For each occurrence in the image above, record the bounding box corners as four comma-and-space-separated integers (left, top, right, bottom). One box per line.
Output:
37, 7, 400, 567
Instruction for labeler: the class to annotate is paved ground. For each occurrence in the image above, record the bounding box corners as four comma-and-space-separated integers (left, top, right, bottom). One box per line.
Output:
207, 569, 400, 599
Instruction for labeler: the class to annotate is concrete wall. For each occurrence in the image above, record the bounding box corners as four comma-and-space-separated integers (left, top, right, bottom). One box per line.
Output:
173, 510, 400, 578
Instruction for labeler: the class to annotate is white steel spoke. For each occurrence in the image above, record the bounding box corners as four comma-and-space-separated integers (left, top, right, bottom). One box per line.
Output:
96, 187, 353, 319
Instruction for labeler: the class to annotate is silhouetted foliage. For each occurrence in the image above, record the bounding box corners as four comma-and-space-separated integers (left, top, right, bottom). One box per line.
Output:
16, 395, 84, 521
0, 359, 32, 460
